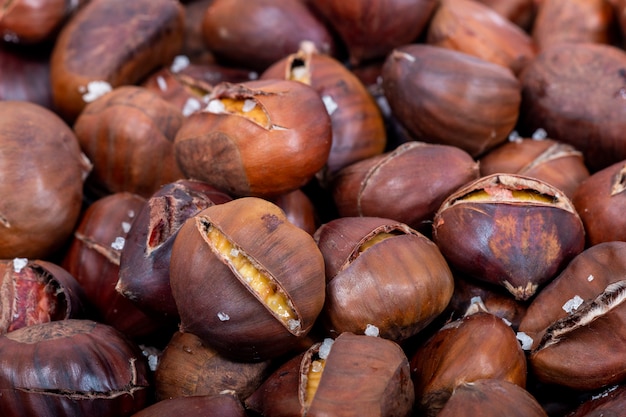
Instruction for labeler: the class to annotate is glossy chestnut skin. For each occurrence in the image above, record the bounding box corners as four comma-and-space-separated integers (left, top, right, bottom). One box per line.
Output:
518, 242, 626, 391
567, 384, 626, 417
519, 42, 626, 172
411, 311, 527, 416
246, 332, 414, 417
201, 0, 335, 72
432, 173, 586, 300
174, 79, 333, 198
309, 0, 438, 66
0, 319, 150, 417
479, 137, 590, 199
261, 42, 387, 184
572, 161, 626, 246
50, 0, 185, 122
314, 217, 454, 342
427, 0, 536, 75
117, 179, 232, 319
0, 259, 89, 334
130, 393, 247, 417
532, 0, 616, 51
155, 331, 272, 402
437, 379, 547, 417
382, 44, 521, 158
61, 192, 167, 341
0, 43, 53, 108
73, 86, 186, 199
169, 197, 326, 361
0, 101, 91, 260
331, 141, 480, 234
272, 189, 319, 236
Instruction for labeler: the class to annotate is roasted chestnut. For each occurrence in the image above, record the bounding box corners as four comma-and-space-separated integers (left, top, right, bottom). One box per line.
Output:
0, 43, 53, 108
314, 216, 454, 342
169, 197, 326, 361
0, 100, 91, 260
474, 0, 536, 29
130, 393, 247, 417
0, 319, 151, 416
174, 79, 333, 198
432, 173, 586, 300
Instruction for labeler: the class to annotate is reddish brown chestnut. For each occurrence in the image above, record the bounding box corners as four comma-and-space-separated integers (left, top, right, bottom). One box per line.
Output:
174, 79, 333, 198
382, 44, 521, 158
272, 188, 319, 236
432, 173, 585, 300
0, 101, 91, 260
0, 319, 150, 417
117, 179, 232, 319
0, 43, 53, 108
474, 0, 536, 29
314, 216, 454, 342
0, 259, 88, 334
50, 0, 185, 121
130, 393, 247, 417
169, 197, 326, 361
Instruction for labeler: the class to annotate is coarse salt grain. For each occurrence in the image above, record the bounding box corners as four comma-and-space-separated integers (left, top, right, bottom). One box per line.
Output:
12, 258, 28, 273
121, 221, 131, 233
156, 75, 168, 92
217, 312, 230, 321
242, 99, 256, 113
111, 237, 125, 251
318, 338, 334, 360
532, 128, 548, 140
588, 274, 595, 282
322, 95, 338, 115
364, 323, 380, 337
288, 319, 301, 332
516, 332, 533, 351
508, 130, 522, 142
80, 80, 112, 103
206, 99, 226, 114
562, 295, 584, 313
182, 97, 202, 116
170, 55, 190, 73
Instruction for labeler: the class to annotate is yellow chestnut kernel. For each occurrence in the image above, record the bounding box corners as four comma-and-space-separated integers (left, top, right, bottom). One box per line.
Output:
304, 359, 326, 407
288, 59, 311, 85
217, 97, 270, 128
462, 187, 555, 203
206, 225, 299, 329
358, 232, 397, 253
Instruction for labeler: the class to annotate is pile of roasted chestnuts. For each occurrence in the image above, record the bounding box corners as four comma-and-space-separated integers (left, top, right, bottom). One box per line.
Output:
3, 0, 626, 416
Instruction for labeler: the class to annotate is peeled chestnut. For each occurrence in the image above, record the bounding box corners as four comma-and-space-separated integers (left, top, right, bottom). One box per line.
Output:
0, 258, 88, 334
518, 241, 626, 391
169, 197, 326, 361
0, 319, 150, 417
331, 141, 480, 234
117, 179, 232, 319
572, 160, 626, 246
73, 86, 186, 199
432, 173, 585, 300
174, 79, 333, 198
246, 332, 414, 417
410, 310, 527, 416
50, 0, 185, 121
427, 0, 536, 75
382, 44, 521, 158
314, 216, 454, 342
0, 101, 91, 260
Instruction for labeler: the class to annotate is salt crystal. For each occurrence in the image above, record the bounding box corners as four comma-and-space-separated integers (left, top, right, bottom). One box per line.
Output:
248, 72, 259, 80
318, 338, 334, 360
182, 97, 202, 116
508, 130, 522, 143
2, 31, 19, 43
516, 332, 533, 351
128, 210, 135, 218
242, 99, 256, 113
170, 55, 190, 73
121, 221, 131, 233
111, 237, 125, 251
562, 295, 584, 313
206, 99, 226, 114
364, 323, 380, 337
156, 76, 168, 92
532, 128, 548, 140
501, 317, 512, 327
147, 355, 158, 371
591, 384, 619, 400
230, 248, 239, 257
81, 80, 112, 103
288, 319, 300, 332
470, 296, 483, 305
587, 274, 595, 282
322, 95, 338, 115
217, 312, 230, 321
12, 258, 28, 273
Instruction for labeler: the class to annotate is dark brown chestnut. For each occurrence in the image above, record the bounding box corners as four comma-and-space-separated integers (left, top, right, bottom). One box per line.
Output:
0, 319, 150, 417
331, 141, 480, 234
130, 393, 247, 417
314, 216, 454, 342
169, 197, 326, 361
0, 43, 53, 108
382, 44, 521, 158
432, 173, 586, 300
50, 0, 185, 122
567, 384, 626, 417
272, 188, 319, 236
117, 179, 232, 320
0, 259, 88, 334
201, 0, 335, 72
0, 101, 91, 260
174, 79, 333, 198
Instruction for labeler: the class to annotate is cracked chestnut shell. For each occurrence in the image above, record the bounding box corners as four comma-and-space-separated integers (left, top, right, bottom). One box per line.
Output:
174, 79, 332, 198
572, 161, 626, 246
382, 44, 521, 158
0, 319, 150, 417
117, 179, 232, 319
432, 173, 586, 300
518, 241, 626, 391
169, 197, 326, 361
314, 216, 454, 342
